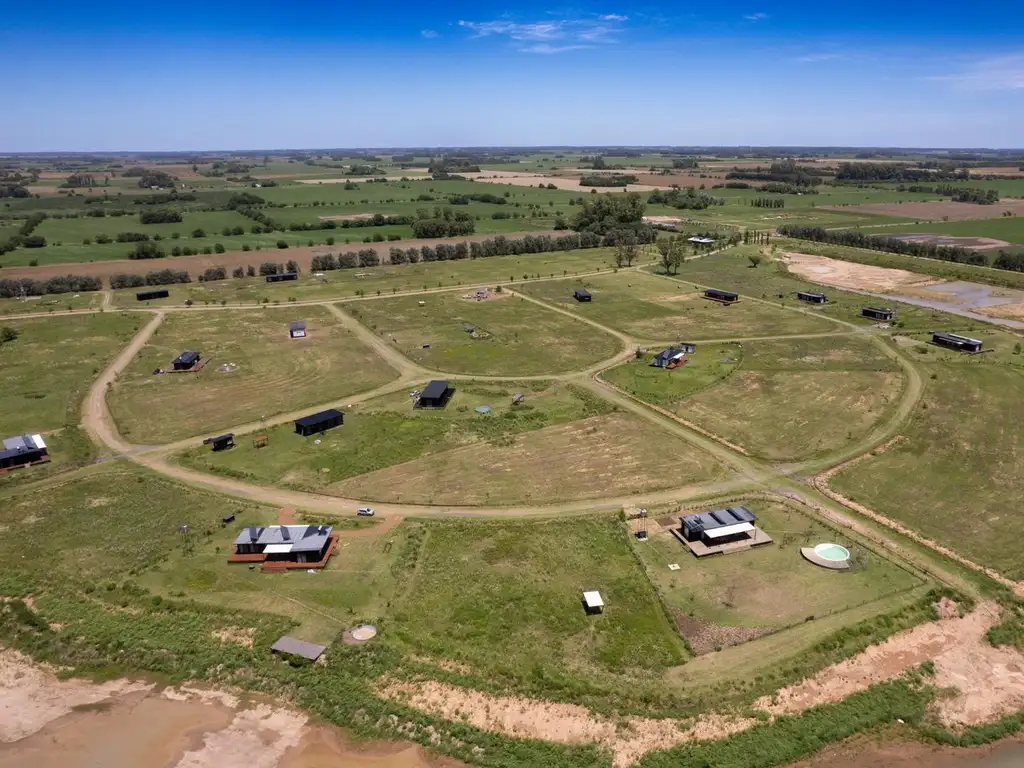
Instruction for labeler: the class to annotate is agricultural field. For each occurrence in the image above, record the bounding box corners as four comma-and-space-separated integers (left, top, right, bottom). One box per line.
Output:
0, 292, 104, 315
389, 516, 690, 683
637, 499, 924, 653
608, 335, 904, 462
832, 336, 1024, 579
180, 381, 727, 503
106, 306, 397, 443
343, 290, 622, 375
521, 270, 839, 341
864, 215, 1024, 246
108, 246, 622, 308
0, 311, 144, 436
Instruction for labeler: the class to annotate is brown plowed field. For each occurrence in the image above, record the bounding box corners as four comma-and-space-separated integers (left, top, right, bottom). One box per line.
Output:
820, 200, 1024, 221
0, 232, 553, 282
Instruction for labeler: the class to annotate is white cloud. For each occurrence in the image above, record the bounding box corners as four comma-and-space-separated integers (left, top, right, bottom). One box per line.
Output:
933, 54, 1024, 91
420, 29, 439, 39
744, 12, 769, 21
794, 52, 846, 63
457, 13, 629, 52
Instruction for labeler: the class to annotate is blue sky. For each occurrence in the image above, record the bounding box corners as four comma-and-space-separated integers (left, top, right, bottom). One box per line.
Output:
3, 1, 1023, 151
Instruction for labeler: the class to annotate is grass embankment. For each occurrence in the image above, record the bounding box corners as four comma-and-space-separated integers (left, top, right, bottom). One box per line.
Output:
106, 305, 397, 443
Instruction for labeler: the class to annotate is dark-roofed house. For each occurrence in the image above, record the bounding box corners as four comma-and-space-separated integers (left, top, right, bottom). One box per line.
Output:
272, 636, 326, 662
704, 289, 739, 304
675, 505, 772, 556
266, 272, 298, 283
651, 346, 688, 369
294, 409, 343, 436
574, 288, 592, 302
418, 380, 454, 409
173, 350, 201, 370
0, 434, 49, 472
231, 524, 337, 569
203, 434, 234, 452
797, 291, 827, 304
136, 289, 169, 301
862, 307, 895, 322
931, 332, 983, 353
289, 321, 307, 339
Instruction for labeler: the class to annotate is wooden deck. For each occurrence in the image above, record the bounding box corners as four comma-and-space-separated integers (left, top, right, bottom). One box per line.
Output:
670, 527, 773, 557
227, 534, 339, 572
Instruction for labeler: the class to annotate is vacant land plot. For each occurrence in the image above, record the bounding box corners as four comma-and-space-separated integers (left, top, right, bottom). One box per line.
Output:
337, 411, 726, 505
831, 363, 1024, 580
783, 252, 943, 292
107, 306, 397, 443
0, 311, 144, 436
821, 200, 1024, 222
0, 293, 104, 316
638, 499, 922, 651
180, 381, 726, 504
865, 216, 1024, 246
389, 516, 689, 683
344, 292, 621, 375
524, 270, 837, 340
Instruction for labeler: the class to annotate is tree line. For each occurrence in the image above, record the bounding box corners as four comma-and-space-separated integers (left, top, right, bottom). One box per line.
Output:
835, 162, 969, 182
777, 225, 989, 266
579, 174, 637, 187
750, 197, 785, 208
726, 158, 826, 186
0, 274, 102, 298
648, 188, 724, 210
903, 185, 1000, 204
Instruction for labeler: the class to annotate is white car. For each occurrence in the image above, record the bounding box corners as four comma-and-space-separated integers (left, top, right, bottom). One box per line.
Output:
357, 507, 375, 517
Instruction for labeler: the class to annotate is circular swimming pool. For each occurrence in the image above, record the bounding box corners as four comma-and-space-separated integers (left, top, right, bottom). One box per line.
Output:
813, 543, 851, 563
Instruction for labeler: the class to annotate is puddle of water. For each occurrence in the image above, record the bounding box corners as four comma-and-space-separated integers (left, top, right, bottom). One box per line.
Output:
279, 726, 462, 768
795, 736, 1024, 768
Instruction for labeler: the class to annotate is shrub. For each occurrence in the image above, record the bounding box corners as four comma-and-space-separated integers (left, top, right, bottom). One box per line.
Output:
214, 243, 226, 253
276, 240, 289, 249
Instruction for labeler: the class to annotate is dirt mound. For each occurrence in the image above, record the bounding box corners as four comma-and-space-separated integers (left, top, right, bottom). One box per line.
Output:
782, 252, 943, 292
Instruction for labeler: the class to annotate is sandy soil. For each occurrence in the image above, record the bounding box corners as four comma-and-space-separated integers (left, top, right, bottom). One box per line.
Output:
793, 731, 1024, 768
279, 727, 464, 768
461, 171, 670, 192
643, 215, 684, 225
974, 303, 1024, 319
821, 200, 1024, 221
379, 679, 753, 768
174, 704, 307, 768
782, 252, 944, 292
317, 213, 379, 221
884, 234, 1014, 251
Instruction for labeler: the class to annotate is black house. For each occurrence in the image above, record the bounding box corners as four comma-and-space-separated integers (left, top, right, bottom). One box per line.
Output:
0, 434, 48, 471
204, 434, 235, 451
862, 307, 895, 322
931, 332, 983, 353
136, 289, 169, 301
574, 288, 592, 302
797, 291, 827, 304
173, 350, 201, 370
418, 380, 454, 409
294, 409, 344, 436
289, 321, 307, 339
266, 272, 298, 283
704, 289, 739, 304
681, 506, 757, 546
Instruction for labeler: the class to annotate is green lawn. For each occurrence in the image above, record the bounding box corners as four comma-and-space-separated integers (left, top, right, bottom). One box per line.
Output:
601, 345, 743, 407
638, 500, 923, 651
107, 305, 397, 443
832, 355, 1024, 580
343, 291, 621, 375
0, 311, 144, 436
179, 381, 726, 505
389, 516, 690, 681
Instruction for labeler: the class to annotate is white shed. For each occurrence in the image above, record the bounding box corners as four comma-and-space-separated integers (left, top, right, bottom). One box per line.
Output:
583, 590, 604, 614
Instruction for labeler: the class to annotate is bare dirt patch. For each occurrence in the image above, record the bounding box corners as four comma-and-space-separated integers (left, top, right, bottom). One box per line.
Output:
643, 215, 683, 225
884, 233, 1013, 251
974, 303, 1024, 320
212, 627, 255, 648
318, 213, 378, 222
674, 612, 771, 655
821, 200, 1024, 221
379, 679, 754, 767
782, 252, 944, 292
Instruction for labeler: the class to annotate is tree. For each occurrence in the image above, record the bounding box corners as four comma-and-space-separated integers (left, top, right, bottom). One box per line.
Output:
748, 251, 765, 268
615, 232, 640, 268
571, 192, 647, 236
0, 326, 18, 344
656, 236, 684, 275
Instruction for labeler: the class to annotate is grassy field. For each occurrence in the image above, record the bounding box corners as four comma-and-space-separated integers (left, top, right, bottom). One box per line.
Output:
343, 291, 621, 375
601, 344, 743, 406
637, 499, 923, 652
106, 306, 397, 443
389, 516, 690, 681
832, 344, 1024, 580
0, 311, 145, 436
109, 247, 623, 308
522, 269, 839, 341
0, 293, 104, 316
861, 216, 1024, 245
180, 381, 725, 503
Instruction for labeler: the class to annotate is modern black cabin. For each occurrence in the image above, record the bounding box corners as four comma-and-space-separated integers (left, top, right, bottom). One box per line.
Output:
797, 291, 827, 304
931, 332, 983, 353
294, 409, 344, 436
204, 434, 235, 451
266, 272, 298, 283
574, 288, 592, 302
862, 307, 895, 322
289, 320, 306, 339
0, 434, 48, 471
172, 350, 201, 370
136, 289, 169, 301
681, 506, 757, 546
418, 380, 454, 409
704, 289, 739, 304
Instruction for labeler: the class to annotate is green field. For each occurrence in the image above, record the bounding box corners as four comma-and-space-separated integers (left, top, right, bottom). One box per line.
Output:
638, 499, 923, 652
864, 216, 1024, 245
0, 292, 104, 316
832, 346, 1024, 579
107, 306, 397, 443
0, 311, 144, 436
343, 291, 622, 375
601, 345, 743, 406
389, 516, 690, 681
180, 381, 726, 503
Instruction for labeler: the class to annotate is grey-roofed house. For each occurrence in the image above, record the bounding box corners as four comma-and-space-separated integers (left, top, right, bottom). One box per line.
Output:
232, 524, 335, 564
675, 505, 772, 556
931, 332, 983, 353
289, 321, 307, 339
0, 434, 48, 471
271, 636, 327, 662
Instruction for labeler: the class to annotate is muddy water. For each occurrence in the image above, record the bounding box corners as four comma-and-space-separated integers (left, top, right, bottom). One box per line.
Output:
795, 735, 1024, 768
279, 727, 464, 768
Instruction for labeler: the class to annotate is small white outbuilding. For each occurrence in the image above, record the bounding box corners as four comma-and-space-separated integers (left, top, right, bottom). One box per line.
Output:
583, 590, 604, 615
